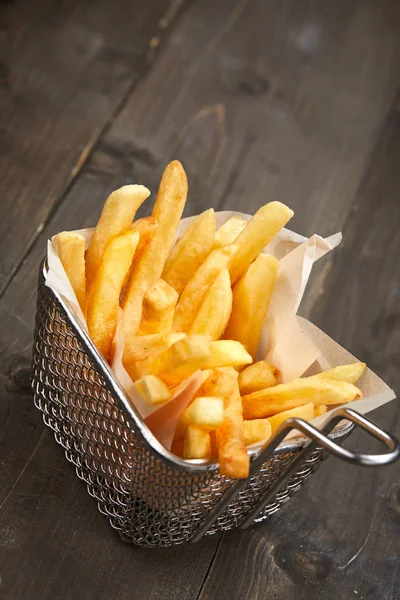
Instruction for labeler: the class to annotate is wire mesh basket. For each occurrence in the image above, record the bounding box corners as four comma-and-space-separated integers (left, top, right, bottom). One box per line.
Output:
31, 262, 400, 548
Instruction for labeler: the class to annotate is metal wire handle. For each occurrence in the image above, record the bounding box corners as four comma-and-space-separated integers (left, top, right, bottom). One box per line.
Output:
191, 408, 399, 542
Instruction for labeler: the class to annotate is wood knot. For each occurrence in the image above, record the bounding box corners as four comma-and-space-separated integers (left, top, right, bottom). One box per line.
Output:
274, 541, 331, 582
237, 73, 270, 96
5, 357, 32, 394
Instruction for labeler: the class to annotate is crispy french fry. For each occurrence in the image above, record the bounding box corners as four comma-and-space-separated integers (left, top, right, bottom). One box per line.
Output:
242, 379, 362, 420
123, 332, 185, 365
128, 335, 211, 387
138, 279, 178, 334
204, 368, 249, 479
87, 230, 139, 362
86, 185, 150, 295
229, 201, 293, 284
312, 363, 366, 385
314, 405, 328, 417
244, 419, 272, 446
122, 161, 188, 335
162, 209, 216, 294
189, 269, 232, 340
267, 403, 315, 435
205, 340, 252, 369
225, 254, 279, 359
183, 426, 211, 459
132, 216, 158, 259
176, 396, 224, 439
214, 216, 247, 249
134, 374, 171, 405
173, 244, 238, 333
53, 231, 87, 315
238, 361, 280, 395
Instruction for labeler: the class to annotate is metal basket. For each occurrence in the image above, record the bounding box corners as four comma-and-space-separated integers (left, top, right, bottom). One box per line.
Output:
31, 262, 400, 548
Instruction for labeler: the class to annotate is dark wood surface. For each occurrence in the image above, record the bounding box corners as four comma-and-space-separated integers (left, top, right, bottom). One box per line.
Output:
0, 0, 399, 598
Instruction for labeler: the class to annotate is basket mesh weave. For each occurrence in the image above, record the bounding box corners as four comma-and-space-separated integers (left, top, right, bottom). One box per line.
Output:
32, 267, 330, 547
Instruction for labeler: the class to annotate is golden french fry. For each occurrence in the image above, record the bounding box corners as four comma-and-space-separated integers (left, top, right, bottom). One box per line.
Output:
122, 217, 159, 294
267, 403, 315, 435
138, 279, 178, 334
53, 231, 87, 315
244, 419, 272, 446
205, 340, 252, 369
238, 361, 280, 395
86, 185, 150, 295
204, 368, 249, 479
87, 230, 139, 362
162, 209, 216, 294
214, 216, 247, 249
173, 244, 238, 333
225, 254, 279, 359
314, 405, 328, 417
134, 374, 171, 405
312, 363, 366, 385
183, 425, 211, 459
242, 379, 362, 420
123, 332, 185, 365
229, 201, 293, 284
176, 396, 224, 439
189, 269, 232, 340
122, 161, 188, 336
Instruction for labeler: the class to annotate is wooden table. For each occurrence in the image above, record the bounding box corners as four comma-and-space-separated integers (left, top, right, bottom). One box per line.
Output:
1, 1, 399, 597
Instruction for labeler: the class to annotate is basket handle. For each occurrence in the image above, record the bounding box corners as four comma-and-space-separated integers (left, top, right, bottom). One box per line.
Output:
191, 408, 399, 542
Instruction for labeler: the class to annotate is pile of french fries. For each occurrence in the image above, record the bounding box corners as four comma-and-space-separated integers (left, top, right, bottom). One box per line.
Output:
54, 161, 366, 479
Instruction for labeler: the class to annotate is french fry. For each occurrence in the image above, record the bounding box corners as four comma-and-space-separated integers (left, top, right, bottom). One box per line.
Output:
229, 201, 293, 284
131, 216, 158, 260
53, 231, 86, 315
238, 361, 280, 395
189, 269, 232, 340
204, 368, 249, 479
134, 374, 171, 405
225, 254, 279, 359
244, 419, 272, 446
123, 332, 185, 365
183, 426, 211, 459
242, 379, 362, 420
267, 403, 315, 435
214, 216, 247, 249
122, 161, 188, 336
173, 244, 238, 333
87, 230, 140, 362
86, 185, 150, 296
176, 396, 224, 439
138, 279, 178, 334
162, 209, 216, 294
312, 363, 366, 385
205, 340, 252, 369
314, 405, 328, 417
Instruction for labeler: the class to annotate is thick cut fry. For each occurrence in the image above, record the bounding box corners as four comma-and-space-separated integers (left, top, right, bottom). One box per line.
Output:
128, 335, 211, 386
176, 396, 224, 439
312, 363, 366, 385
138, 279, 178, 334
229, 201, 293, 284
244, 419, 272, 446
183, 426, 211, 459
238, 361, 280, 395
225, 254, 279, 359
122, 161, 188, 335
134, 374, 171, 405
173, 244, 238, 333
205, 340, 252, 369
123, 332, 185, 365
189, 269, 232, 340
267, 403, 315, 435
205, 368, 249, 479
86, 185, 150, 295
162, 209, 216, 293
314, 405, 328, 417
132, 216, 158, 260
53, 231, 86, 315
214, 216, 247, 249
87, 230, 139, 362
242, 379, 362, 420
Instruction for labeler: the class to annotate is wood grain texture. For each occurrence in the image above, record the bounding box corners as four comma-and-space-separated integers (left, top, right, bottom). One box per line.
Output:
0, 0, 182, 294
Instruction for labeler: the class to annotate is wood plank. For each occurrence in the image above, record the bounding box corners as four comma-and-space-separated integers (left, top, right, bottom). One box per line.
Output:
197, 94, 400, 600
0, 0, 182, 294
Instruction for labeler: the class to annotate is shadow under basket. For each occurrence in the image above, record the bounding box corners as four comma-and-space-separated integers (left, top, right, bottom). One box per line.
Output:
31, 262, 400, 548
